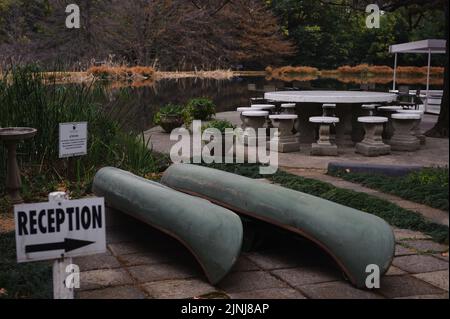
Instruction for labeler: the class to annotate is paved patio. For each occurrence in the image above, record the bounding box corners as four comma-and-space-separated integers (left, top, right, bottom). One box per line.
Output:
75, 208, 448, 299
145, 112, 449, 169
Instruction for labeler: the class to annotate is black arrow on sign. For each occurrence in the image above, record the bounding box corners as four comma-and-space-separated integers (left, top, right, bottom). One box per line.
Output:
25, 238, 95, 254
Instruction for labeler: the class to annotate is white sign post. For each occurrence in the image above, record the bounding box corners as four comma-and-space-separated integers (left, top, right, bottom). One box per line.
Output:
59, 122, 88, 158
14, 193, 106, 299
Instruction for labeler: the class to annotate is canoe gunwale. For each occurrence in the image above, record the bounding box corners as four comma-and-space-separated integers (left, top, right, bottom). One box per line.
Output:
168, 185, 391, 288
104, 205, 229, 284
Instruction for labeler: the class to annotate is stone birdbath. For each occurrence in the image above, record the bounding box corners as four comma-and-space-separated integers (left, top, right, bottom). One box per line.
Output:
0, 127, 38, 204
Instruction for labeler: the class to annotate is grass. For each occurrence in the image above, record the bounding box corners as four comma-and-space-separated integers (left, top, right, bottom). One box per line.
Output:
0, 232, 52, 299
328, 168, 449, 212
196, 163, 449, 244
0, 65, 169, 299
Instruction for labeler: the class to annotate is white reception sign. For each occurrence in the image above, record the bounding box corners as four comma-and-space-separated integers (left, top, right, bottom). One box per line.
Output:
59, 122, 88, 158
14, 197, 106, 263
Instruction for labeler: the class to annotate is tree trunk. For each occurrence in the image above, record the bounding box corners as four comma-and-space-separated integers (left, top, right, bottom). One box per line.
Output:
425, 1, 449, 138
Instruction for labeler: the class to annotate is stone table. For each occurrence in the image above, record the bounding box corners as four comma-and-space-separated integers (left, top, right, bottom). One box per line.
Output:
264, 91, 397, 144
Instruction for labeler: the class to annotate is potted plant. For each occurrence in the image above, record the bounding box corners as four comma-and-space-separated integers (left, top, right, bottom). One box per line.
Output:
183, 98, 216, 124
154, 104, 184, 133
202, 120, 236, 158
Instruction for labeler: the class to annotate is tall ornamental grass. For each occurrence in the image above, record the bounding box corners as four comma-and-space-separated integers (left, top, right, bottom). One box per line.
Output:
0, 66, 166, 195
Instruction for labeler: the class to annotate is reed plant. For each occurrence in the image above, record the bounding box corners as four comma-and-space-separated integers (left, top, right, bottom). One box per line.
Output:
0, 65, 167, 198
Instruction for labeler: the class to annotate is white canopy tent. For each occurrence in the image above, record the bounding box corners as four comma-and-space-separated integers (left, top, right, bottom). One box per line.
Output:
389, 39, 447, 93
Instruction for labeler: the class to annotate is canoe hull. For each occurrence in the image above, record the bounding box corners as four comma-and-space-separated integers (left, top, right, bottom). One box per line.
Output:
92, 167, 243, 284
161, 164, 395, 288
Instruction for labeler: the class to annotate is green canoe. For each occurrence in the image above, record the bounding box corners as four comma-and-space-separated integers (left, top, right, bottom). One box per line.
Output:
161, 164, 395, 288
92, 167, 243, 284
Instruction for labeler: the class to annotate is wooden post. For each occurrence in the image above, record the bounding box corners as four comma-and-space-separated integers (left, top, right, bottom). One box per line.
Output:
48, 192, 74, 299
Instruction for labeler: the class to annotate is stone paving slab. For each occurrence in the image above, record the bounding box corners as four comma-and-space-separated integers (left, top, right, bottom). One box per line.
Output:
80, 269, 134, 291
127, 263, 200, 283
73, 253, 121, 271
271, 266, 341, 287
299, 281, 383, 299
395, 245, 417, 256
77, 285, 146, 299
141, 279, 218, 299
218, 271, 288, 293
413, 271, 449, 292
378, 275, 446, 298
433, 253, 449, 262
395, 293, 449, 299
74, 208, 449, 299
229, 288, 306, 299
393, 255, 449, 274
393, 228, 432, 241
108, 242, 158, 256
385, 266, 407, 276
245, 251, 303, 270
402, 240, 449, 253
231, 256, 260, 272
116, 251, 178, 267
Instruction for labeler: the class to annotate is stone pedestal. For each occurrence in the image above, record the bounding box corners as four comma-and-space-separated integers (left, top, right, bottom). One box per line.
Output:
397, 109, 426, 145
376, 106, 403, 141
0, 127, 38, 204
268, 115, 300, 153
355, 117, 391, 157
237, 107, 263, 130
281, 103, 296, 115
242, 111, 269, 146
389, 113, 421, 151
310, 117, 339, 156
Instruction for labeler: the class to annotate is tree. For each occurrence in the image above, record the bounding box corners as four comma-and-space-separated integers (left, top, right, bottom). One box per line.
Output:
335, 0, 448, 137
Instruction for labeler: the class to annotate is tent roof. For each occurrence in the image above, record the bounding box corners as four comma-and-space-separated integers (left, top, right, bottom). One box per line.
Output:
389, 39, 447, 54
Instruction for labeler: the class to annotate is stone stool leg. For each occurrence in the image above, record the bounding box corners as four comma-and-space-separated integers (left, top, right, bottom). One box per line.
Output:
5, 141, 23, 204
244, 116, 267, 147
411, 119, 426, 145
268, 119, 300, 153
389, 119, 420, 151
356, 123, 391, 157
311, 124, 338, 156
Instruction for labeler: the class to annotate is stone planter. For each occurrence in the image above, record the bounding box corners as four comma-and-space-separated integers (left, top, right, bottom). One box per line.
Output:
159, 114, 184, 133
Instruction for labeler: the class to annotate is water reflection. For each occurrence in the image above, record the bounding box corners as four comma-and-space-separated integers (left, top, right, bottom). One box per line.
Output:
102, 76, 441, 132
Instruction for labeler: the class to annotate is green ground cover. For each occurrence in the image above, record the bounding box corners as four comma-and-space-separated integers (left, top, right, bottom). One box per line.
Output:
328, 167, 449, 212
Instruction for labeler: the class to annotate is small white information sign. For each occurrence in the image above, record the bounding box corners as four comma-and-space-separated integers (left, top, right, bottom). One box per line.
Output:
59, 122, 88, 158
14, 197, 106, 263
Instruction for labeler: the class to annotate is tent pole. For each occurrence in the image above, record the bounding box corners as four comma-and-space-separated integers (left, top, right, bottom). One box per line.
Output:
393, 53, 397, 91
425, 49, 431, 112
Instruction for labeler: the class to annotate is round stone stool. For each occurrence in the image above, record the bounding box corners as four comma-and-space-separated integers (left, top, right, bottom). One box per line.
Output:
361, 104, 379, 116
309, 116, 340, 156
389, 113, 421, 151
322, 104, 336, 116
356, 117, 391, 157
281, 103, 296, 115
268, 114, 300, 153
397, 109, 426, 145
237, 107, 263, 129
242, 111, 269, 146
377, 106, 403, 140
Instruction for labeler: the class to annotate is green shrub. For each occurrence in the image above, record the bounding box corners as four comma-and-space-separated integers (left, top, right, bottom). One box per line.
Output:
183, 98, 216, 123
202, 120, 235, 134
153, 104, 184, 125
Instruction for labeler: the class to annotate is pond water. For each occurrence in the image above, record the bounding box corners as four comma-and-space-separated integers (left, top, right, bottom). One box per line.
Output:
104, 76, 442, 132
